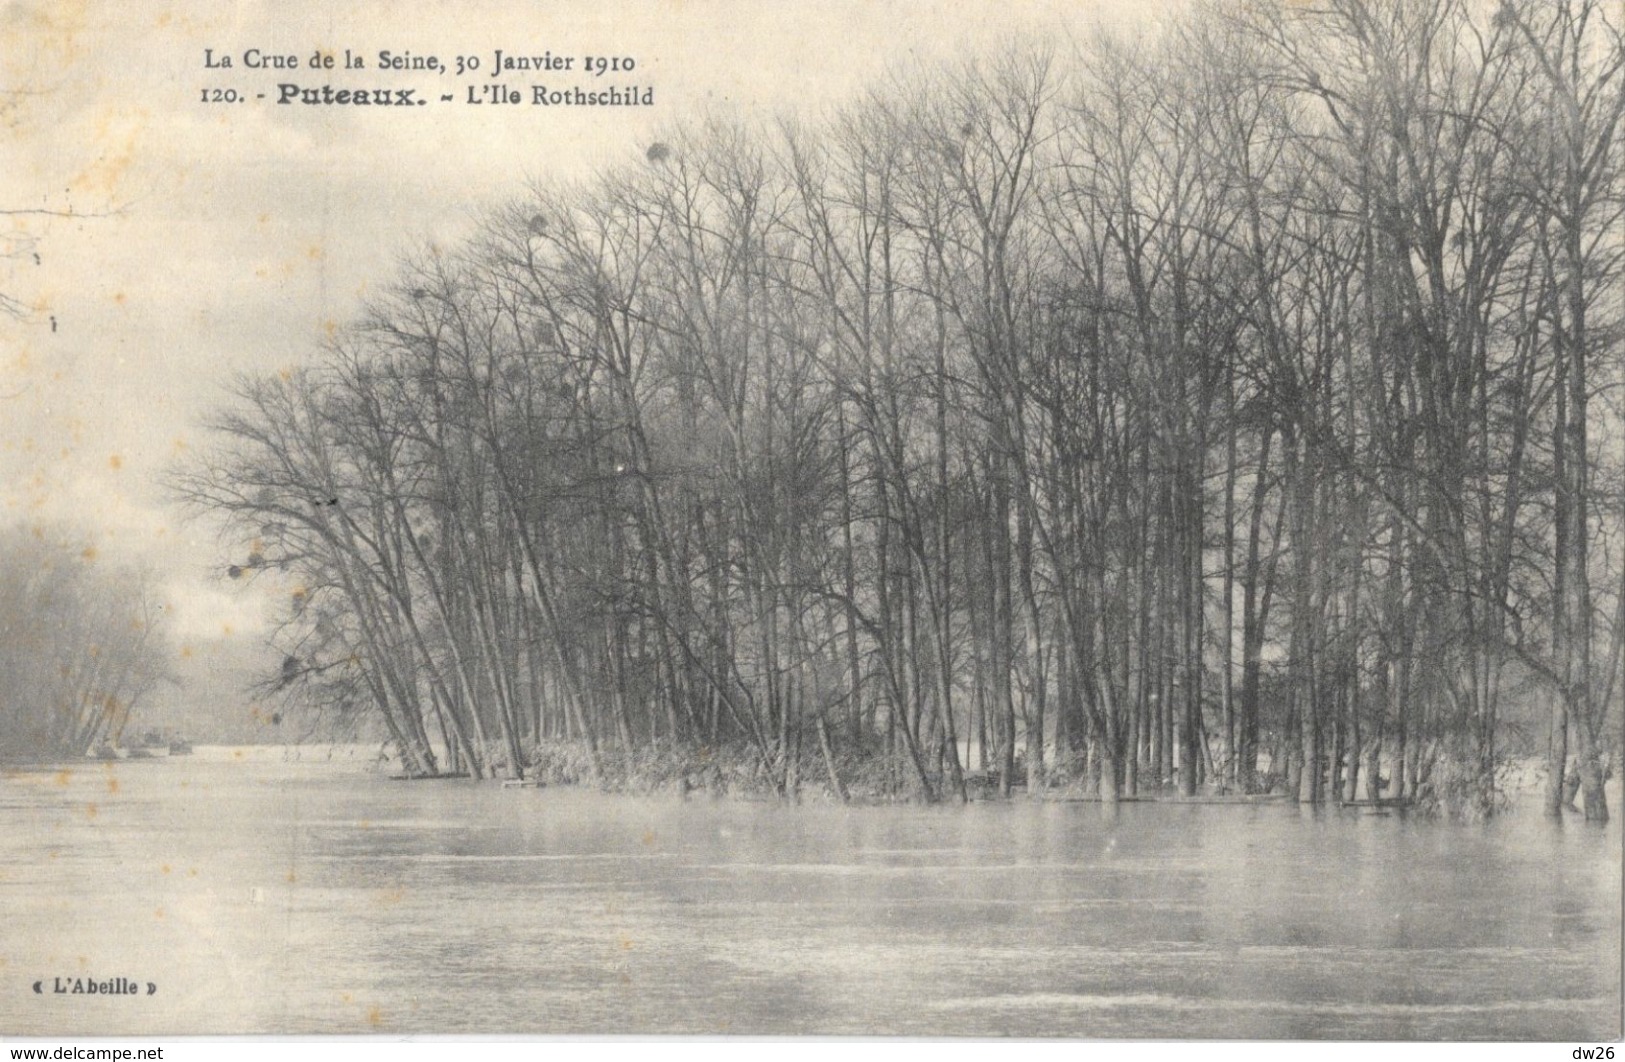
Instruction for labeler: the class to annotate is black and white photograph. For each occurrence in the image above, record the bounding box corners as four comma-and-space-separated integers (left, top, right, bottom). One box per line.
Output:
1, 0, 1621, 1045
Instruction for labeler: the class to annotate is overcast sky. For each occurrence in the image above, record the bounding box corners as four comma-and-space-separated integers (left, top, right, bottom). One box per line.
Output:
1, 0, 1163, 687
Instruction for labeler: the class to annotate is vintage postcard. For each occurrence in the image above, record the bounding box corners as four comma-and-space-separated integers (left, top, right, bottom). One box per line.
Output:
1, 0, 1621, 1042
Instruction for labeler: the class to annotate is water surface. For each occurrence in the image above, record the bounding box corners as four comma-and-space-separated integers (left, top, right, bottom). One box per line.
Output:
1, 747, 1618, 1038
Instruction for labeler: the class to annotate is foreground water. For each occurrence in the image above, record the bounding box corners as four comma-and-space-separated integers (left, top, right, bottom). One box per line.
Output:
0, 747, 1618, 1038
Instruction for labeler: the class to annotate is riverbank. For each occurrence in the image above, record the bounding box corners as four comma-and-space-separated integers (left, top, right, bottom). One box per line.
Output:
15, 740, 1602, 821
509, 739, 1600, 819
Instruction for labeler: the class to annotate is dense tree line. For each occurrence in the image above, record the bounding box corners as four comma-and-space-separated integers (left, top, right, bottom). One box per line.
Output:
178, 0, 1623, 818
0, 526, 173, 761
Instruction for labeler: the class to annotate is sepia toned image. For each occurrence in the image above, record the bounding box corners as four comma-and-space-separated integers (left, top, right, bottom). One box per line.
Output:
1, 0, 1621, 1042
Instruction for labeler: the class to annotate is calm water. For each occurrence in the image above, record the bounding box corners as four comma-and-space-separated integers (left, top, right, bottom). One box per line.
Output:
1, 747, 1618, 1039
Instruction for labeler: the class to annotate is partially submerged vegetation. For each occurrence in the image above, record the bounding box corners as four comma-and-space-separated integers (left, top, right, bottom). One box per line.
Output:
518, 738, 1534, 816
0, 525, 174, 763
180, 0, 1624, 820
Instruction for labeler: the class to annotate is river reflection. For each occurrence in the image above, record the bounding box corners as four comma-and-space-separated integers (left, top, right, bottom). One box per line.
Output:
1, 747, 1618, 1038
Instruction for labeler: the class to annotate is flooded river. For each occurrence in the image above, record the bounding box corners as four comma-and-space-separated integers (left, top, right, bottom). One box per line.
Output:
1, 747, 1618, 1038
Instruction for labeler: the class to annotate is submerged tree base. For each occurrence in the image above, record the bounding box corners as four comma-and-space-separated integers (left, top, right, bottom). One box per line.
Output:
512, 740, 1530, 816
525, 739, 945, 803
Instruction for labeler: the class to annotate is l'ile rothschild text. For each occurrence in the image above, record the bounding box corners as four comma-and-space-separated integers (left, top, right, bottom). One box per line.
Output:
199, 48, 656, 108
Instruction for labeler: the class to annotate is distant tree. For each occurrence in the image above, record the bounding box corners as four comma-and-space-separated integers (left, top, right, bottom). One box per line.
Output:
0, 525, 175, 761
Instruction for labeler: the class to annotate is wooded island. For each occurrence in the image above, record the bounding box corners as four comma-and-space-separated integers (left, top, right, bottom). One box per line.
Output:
169, 0, 1622, 820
